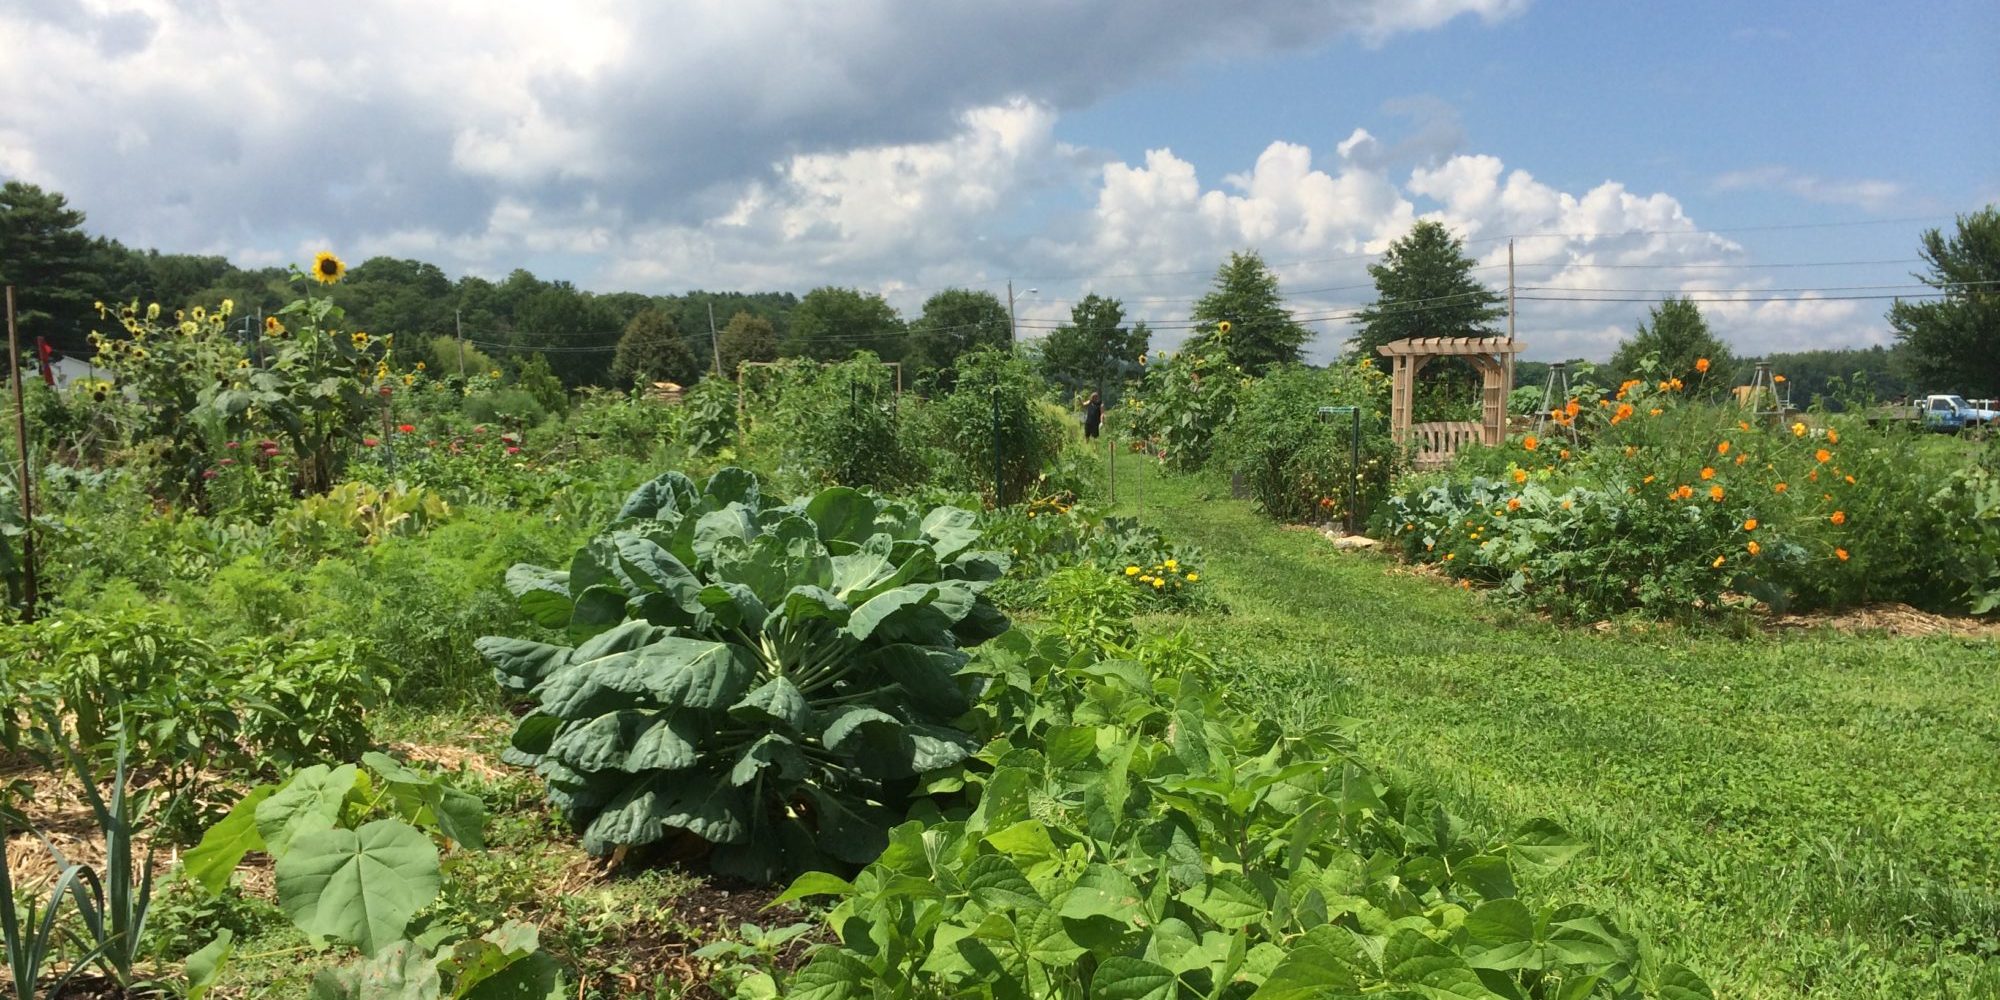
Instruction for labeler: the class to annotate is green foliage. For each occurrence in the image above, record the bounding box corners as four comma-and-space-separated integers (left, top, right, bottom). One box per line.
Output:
85, 298, 244, 504
744, 632, 1707, 1000
1182, 251, 1311, 374
0, 181, 103, 353
1889, 205, 2000, 397
1350, 220, 1506, 358
1609, 297, 1735, 393
1037, 565, 1140, 649
610, 308, 701, 389
980, 500, 1210, 614
921, 349, 1067, 504
0, 613, 385, 800
680, 377, 739, 456
1035, 294, 1150, 400
273, 481, 454, 558
1218, 362, 1399, 524
1126, 345, 1246, 471
907, 288, 1011, 386
740, 356, 927, 491
479, 469, 1011, 881
717, 311, 780, 378
782, 287, 905, 362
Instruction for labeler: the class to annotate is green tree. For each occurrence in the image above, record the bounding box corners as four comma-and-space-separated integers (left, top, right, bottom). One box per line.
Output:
1351, 220, 1505, 358
1609, 296, 1734, 392
907, 288, 1010, 383
1035, 294, 1150, 400
1184, 251, 1311, 373
783, 287, 905, 362
1890, 206, 2000, 397
510, 282, 618, 387
0, 182, 104, 352
612, 308, 701, 388
716, 311, 779, 377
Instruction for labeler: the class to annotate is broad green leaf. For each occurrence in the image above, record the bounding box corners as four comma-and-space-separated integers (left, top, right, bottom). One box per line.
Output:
475, 637, 569, 693
184, 784, 276, 896
612, 534, 704, 607
730, 677, 811, 732
1653, 964, 1716, 1000
507, 713, 561, 758
256, 764, 360, 859
805, 487, 879, 545
184, 929, 234, 1000
277, 819, 441, 955
865, 644, 970, 718
1383, 928, 1492, 1000
1464, 898, 1539, 972
450, 920, 564, 1000
581, 774, 748, 853
311, 941, 441, 1000
362, 752, 488, 850
829, 534, 896, 599
503, 565, 572, 629
617, 470, 699, 521
538, 638, 755, 718
920, 505, 981, 561
771, 871, 858, 907
1454, 852, 1516, 903
786, 949, 873, 1000
1186, 872, 1267, 931
1058, 864, 1143, 922
1508, 818, 1586, 871
1092, 956, 1176, 1000
820, 706, 900, 752
846, 584, 940, 642
729, 734, 807, 786
962, 854, 1043, 911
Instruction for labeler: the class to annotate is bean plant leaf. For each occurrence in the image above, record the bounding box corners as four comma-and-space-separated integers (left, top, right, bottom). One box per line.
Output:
787, 949, 873, 1000
1092, 957, 1176, 1000
276, 819, 442, 955
1463, 898, 1540, 972
1508, 818, 1586, 870
184, 929, 234, 1000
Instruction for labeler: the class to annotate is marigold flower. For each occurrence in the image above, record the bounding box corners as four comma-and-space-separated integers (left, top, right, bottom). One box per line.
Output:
312, 251, 347, 285
1523, 435, 1539, 452
1826, 428, 1839, 444
1125, 565, 1139, 576
1151, 577, 1165, 589
1709, 485, 1725, 502
1835, 548, 1849, 562
1746, 541, 1761, 556
1695, 357, 1711, 373
1561, 499, 1573, 510
1445, 553, 1455, 561
1565, 399, 1580, 418
1643, 474, 1656, 484
1165, 558, 1179, 571
1185, 573, 1198, 582
1829, 510, 1846, 525
1844, 474, 1855, 485
1675, 484, 1694, 500
1735, 454, 1747, 465
1815, 448, 1831, 463
1701, 467, 1716, 480
1739, 421, 1751, 431
1612, 403, 1634, 424
1624, 445, 1637, 457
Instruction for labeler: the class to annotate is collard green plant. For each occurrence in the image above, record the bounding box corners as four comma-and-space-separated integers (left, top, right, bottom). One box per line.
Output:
478, 467, 1011, 882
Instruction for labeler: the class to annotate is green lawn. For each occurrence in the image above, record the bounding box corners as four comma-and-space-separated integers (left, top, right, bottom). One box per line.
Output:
1115, 461, 2000, 1000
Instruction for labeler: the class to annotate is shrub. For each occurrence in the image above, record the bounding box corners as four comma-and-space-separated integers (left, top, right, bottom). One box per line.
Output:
1219, 361, 1398, 524
741, 356, 927, 492
919, 349, 1064, 504
1125, 344, 1246, 471
478, 468, 1011, 881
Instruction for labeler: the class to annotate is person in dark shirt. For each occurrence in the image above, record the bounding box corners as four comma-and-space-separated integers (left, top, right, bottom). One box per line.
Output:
1082, 391, 1103, 439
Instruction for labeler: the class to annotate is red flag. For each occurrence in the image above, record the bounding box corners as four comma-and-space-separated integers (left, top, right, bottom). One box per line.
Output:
36, 337, 55, 386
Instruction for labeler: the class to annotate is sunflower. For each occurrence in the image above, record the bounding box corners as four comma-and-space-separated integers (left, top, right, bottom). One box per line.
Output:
312, 251, 347, 285
1216, 320, 1232, 335
265, 316, 285, 336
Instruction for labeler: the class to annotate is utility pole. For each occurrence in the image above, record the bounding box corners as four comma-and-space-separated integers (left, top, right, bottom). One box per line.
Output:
708, 301, 721, 377
455, 309, 466, 377
1507, 239, 1516, 342
1007, 279, 1017, 348
5, 286, 40, 621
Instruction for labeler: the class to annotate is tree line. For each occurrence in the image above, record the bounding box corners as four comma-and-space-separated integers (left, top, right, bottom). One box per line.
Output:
3, 180, 1992, 399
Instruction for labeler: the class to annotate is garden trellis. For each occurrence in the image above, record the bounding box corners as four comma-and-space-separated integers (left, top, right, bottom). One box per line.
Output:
1376, 335, 1523, 469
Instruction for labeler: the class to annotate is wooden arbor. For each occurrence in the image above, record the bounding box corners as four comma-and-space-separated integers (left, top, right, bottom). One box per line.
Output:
1376, 336, 1524, 469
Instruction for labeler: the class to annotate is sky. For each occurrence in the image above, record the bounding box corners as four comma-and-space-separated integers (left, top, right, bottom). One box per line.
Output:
2, 0, 1995, 362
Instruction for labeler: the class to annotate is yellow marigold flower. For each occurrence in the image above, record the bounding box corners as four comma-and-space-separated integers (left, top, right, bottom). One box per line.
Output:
1701, 467, 1716, 480
1814, 448, 1830, 463
1695, 357, 1710, 373
1185, 573, 1198, 582
1712, 555, 1727, 569
1791, 422, 1806, 437
1746, 540, 1761, 556
1835, 548, 1849, 562
1743, 518, 1758, 531
1523, 435, 1539, 451
1445, 553, 1455, 561
1151, 578, 1164, 589
1125, 565, 1139, 576
312, 251, 347, 285
1829, 510, 1846, 525
1709, 485, 1724, 502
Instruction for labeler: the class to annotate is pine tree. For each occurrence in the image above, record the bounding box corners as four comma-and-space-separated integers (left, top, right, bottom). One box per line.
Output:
1610, 297, 1735, 392
1184, 251, 1311, 373
1350, 220, 1504, 357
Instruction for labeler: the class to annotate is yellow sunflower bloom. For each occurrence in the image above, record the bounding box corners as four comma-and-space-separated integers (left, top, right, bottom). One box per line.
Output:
312, 251, 347, 285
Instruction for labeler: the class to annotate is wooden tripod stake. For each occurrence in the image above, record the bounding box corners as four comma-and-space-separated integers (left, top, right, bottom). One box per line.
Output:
5, 286, 39, 620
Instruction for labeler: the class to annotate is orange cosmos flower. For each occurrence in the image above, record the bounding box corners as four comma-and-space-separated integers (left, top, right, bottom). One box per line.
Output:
1829, 510, 1846, 525
1701, 467, 1716, 480
1717, 441, 1731, 455
1612, 403, 1634, 424
1743, 519, 1758, 531
1835, 548, 1849, 561
1523, 435, 1539, 451
1815, 448, 1831, 463
1746, 540, 1761, 556
1507, 498, 1523, 511
1774, 482, 1788, 493
1709, 485, 1725, 502
1512, 469, 1528, 484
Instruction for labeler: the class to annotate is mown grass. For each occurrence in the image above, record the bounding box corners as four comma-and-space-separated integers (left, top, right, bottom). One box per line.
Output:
1116, 461, 2000, 1000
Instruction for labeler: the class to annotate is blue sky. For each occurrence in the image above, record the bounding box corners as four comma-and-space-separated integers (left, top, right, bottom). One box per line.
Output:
3, 1, 1993, 360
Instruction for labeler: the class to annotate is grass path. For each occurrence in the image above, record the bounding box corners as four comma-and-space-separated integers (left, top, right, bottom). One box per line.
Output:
1115, 462, 2000, 1000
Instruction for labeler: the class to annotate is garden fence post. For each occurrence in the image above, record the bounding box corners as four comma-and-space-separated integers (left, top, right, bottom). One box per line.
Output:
1348, 406, 1360, 535
991, 387, 1003, 507
5, 286, 38, 621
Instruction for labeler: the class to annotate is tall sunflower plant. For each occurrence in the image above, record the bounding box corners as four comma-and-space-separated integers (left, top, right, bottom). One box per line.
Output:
210, 252, 403, 494
87, 298, 247, 507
